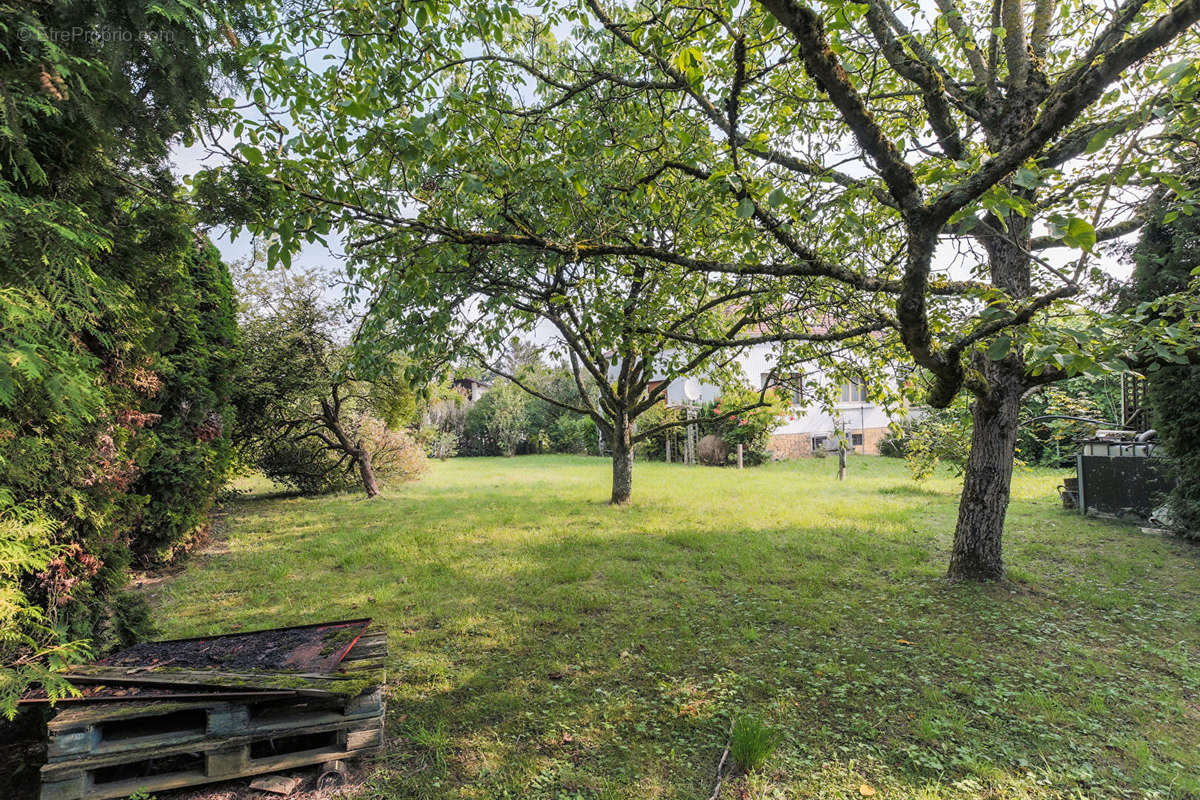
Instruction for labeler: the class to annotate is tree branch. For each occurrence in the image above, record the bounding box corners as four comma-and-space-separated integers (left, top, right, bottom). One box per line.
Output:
758, 0, 924, 213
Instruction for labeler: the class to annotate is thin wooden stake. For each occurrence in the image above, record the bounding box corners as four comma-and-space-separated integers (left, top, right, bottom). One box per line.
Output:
708, 743, 730, 800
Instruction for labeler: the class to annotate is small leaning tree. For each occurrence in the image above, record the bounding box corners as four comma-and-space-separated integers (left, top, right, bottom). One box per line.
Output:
201, 0, 1200, 576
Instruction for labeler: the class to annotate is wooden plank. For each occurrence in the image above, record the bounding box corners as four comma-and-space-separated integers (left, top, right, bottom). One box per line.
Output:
65, 665, 376, 684
40, 709, 384, 779
46, 728, 99, 761
103, 618, 373, 648
343, 689, 383, 716
342, 631, 387, 661
75, 743, 374, 800
50, 701, 212, 730
38, 774, 85, 800
207, 703, 250, 734
344, 724, 383, 751
206, 745, 249, 777
58, 668, 369, 698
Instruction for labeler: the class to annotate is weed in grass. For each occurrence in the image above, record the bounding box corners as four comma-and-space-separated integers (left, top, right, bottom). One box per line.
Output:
410, 720, 452, 770
730, 714, 781, 773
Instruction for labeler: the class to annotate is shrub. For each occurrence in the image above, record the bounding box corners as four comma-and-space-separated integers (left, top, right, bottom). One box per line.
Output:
551, 414, 597, 455
425, 396, 468, 444
428, 430, 459, 460
632, 401, 682, 460
0, 501, 91, 718
460, 380, 531, 456
878, 431, 907, 458
1124, 189, 1200, 538
127, 240, 237, 562
354, 414, 428, 484
1015, 377, 1120, 467
701, 383, 788, 465
729, 714, 781, 773
697, 434, 729, 466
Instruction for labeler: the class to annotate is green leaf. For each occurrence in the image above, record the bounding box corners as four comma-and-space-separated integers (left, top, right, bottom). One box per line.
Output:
986, 336, 1012, 361
239, 144, 264, 165
1084, 127, 1118, 154
736, 198, 755, 219
1013, 167, 1039, 189
1063, 217, 1096, 250
767, 188, 786, 208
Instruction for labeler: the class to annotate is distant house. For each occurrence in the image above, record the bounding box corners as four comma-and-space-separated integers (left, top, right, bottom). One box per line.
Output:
452, 376, 492, 403
642, 343, 912, 458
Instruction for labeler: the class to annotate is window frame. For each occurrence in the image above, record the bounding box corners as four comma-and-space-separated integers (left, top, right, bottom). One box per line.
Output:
839, 378, 868, 404
762, 371, 804, 405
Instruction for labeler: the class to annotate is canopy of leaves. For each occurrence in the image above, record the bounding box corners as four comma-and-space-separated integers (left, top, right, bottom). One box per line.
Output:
205, 0, 1200, 409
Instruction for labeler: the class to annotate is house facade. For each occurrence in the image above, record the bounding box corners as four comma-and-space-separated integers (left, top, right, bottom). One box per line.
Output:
647, 344, 908, 458
452, 376, 492, 403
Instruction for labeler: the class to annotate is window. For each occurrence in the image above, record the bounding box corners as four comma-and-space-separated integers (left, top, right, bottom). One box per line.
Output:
839, 378, 867, 403
762, 372, 803, 404
851, 433, 864, 447
811, 435, 827, 452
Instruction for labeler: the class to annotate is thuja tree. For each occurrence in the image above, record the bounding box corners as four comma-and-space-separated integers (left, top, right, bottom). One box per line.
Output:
1130, 192, 1200, 535
1, 0, 251, 706
204, 0, 1200, 574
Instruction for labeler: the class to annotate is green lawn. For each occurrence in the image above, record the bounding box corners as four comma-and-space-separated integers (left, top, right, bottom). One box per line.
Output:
146, 456, 1200, 799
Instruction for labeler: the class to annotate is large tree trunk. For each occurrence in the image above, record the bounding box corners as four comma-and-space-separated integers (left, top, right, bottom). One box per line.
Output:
354, 446, 380, 498
949, 368, 1023, 581
610, 417, 634, 505
947, 171, 1035, 580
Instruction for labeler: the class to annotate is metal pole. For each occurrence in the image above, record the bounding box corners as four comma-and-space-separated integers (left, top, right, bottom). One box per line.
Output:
685, 404, 697, 466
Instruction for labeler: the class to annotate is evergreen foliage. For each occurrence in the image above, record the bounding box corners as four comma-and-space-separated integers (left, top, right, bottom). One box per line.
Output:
1132, 197, 1200, 536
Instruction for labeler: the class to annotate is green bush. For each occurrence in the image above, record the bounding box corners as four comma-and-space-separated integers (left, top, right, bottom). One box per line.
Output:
460, 376, 597, 457
700, 384, 788, 466
0, 0, 250, 705
878, 431, 907, 458
0, 501, 91, 718
1131, 194, 1200, 538
127, 239, 238, 562
550, 414, 597, 455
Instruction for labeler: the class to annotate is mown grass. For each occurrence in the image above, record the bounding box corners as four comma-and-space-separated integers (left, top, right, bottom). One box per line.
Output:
146, 455, 1200, 799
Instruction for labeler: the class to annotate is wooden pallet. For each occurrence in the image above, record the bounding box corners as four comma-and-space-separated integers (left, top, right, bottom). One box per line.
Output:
40, 627, 387, 800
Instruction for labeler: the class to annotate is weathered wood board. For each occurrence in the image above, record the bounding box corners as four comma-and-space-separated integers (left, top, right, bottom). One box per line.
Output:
39, 625, 387, 800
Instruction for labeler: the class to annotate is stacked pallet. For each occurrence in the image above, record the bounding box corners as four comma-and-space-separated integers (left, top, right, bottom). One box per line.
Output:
32, 622, 387, 800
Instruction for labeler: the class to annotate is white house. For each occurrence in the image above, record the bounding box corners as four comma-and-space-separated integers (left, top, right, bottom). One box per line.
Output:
646, 343, 909, 457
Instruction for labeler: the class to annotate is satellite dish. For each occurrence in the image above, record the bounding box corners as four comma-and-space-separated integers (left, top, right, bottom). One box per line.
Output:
682, 378, 702, 403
